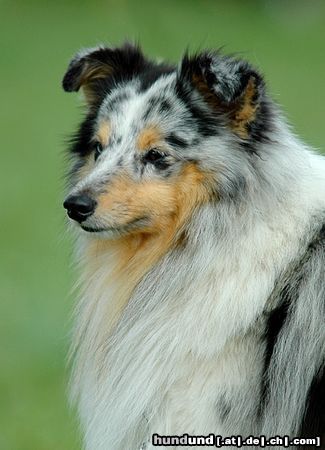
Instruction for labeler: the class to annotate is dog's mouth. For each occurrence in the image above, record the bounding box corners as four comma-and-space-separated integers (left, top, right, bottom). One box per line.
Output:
80, 216, 150, 234
81, 225, 110, 233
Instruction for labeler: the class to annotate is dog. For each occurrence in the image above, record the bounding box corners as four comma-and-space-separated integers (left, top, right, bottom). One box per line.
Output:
62, 43, 325, 449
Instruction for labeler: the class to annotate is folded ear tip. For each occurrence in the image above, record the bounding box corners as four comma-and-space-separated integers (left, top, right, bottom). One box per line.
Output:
61, 47, 98, 92
62, 75, 74, 92
62, 60, 84, 92
247, 70, 263, 85
62, 72, 79, 92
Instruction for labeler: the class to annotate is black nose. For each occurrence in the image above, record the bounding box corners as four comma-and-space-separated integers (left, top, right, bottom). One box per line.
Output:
63, 194, 96, 223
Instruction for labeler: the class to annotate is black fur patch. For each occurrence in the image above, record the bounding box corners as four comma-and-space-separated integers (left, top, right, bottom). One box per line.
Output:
175, 79, 221, 137
260, 289, 291, 410
265, 285, 291, 366
141, 96, 161, 122
138, 64, 175, 92
158, 99, 172, 114
298, 225, 325, 445
261, 223, 325, 427
69, 112, 97, 156
165, 133, 189, 149
63, 43, 175, 109
142, 93, 174, 122
299, 365, 325, 448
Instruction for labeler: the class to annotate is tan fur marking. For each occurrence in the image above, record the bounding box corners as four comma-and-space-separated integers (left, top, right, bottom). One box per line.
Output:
80, 63, 113, 105
137, 126, 162, 151
81, 163, 213, 343
192, 73, 258, 139
96, 120, 111, 147
95, 164, 212, 238
231, 77, 257, 138
192, 73, 223, 110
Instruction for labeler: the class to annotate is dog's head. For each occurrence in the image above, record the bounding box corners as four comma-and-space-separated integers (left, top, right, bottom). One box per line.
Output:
63, 43, 271, 240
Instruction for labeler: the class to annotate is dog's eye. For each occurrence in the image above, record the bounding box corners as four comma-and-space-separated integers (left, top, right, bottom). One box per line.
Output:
143, 149, 169, 170
94, 142, 103, 161
144, 149, 166, 164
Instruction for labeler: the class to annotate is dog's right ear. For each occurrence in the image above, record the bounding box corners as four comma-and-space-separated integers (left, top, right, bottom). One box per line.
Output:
177, 51, 266, 139
62, 43, 146, 107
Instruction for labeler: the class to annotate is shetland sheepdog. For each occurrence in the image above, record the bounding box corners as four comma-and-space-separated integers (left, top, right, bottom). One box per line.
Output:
62, 43, 325, 450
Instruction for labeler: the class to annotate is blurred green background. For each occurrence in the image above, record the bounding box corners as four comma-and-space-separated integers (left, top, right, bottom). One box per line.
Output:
1, 0, 324, 449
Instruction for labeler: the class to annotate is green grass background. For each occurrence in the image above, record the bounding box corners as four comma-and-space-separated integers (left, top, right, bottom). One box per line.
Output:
0, 0, 324, 448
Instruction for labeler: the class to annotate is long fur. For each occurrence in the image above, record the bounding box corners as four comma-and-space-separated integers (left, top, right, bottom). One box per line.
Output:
62, 44, 325, 449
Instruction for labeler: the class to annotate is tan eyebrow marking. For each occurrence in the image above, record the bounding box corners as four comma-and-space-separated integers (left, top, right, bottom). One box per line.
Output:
137, 126, 162, 152
96, 120, 111, 146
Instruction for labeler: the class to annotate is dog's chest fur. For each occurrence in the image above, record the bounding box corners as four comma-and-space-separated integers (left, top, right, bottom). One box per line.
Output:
72, 189, 323, 449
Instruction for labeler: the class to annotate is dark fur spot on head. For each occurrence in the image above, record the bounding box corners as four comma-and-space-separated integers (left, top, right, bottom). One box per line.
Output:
106, 91, 130, 111
188, 104, 221, 137
142, 97, 173, 123
165, 133, 188, 149
175, 81, 221, 137
142, 100, 157, 122
138, 64, 175, 92
159, 99, 172, 114
116, 156, 123, 167
142, 108, 151, 122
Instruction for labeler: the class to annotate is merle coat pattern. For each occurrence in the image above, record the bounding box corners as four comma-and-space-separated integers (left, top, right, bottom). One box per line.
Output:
62, 43, 325, 450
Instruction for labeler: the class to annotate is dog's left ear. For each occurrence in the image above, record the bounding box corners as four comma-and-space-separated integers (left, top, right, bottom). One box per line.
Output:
62, 43, 146, 108
177, 52, 266, 138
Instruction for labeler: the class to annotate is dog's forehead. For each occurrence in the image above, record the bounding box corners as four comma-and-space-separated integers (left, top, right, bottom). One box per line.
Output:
97, 74, 189, 138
